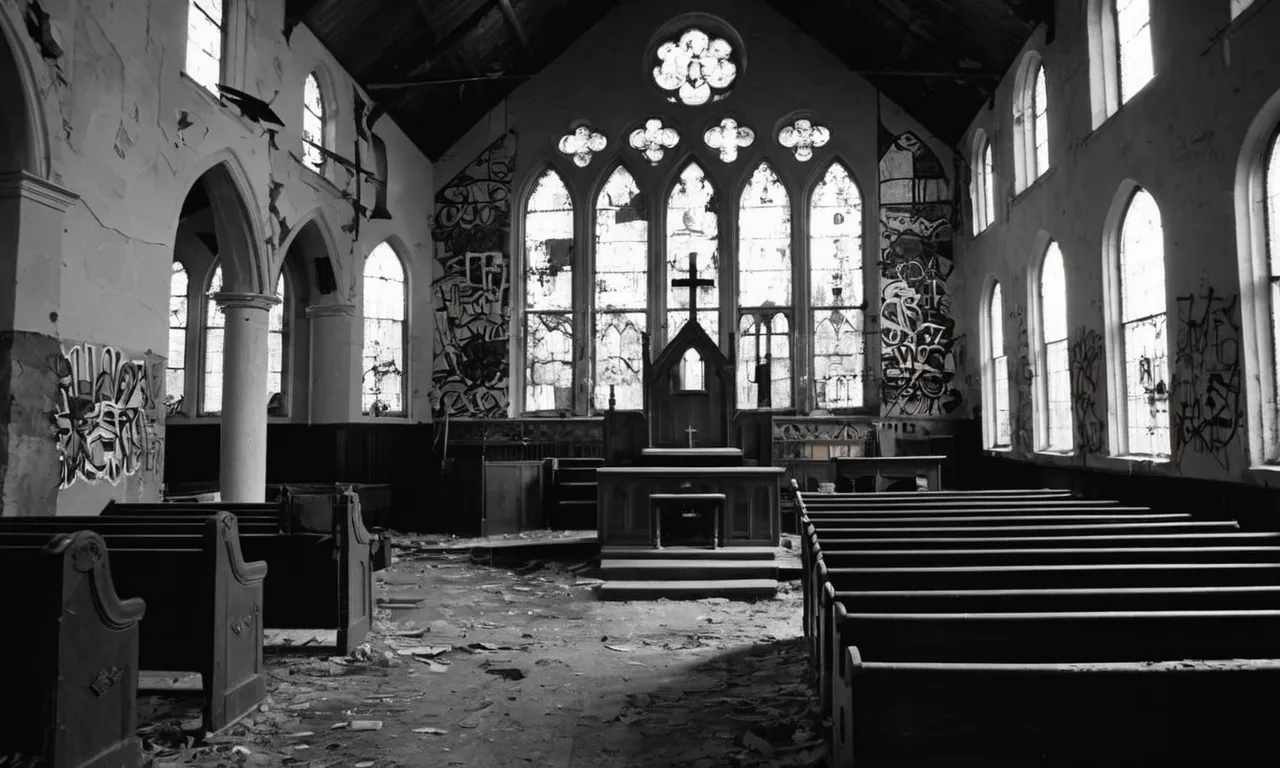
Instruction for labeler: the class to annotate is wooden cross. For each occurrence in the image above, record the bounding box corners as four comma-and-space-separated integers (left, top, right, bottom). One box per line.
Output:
685, 425, 698, 448
671, 252, 715, 322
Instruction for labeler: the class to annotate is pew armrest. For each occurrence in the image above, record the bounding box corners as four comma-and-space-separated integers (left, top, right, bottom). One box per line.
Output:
51, 531, 148, 628
211, 516, 269, 585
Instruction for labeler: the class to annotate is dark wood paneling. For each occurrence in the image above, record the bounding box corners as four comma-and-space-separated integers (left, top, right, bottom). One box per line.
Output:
483, 461, 543, 535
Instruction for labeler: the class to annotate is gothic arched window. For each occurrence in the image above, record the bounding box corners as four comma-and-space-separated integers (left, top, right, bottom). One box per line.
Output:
524, 170, 575, 412
737, 161, 792, 409
810, 162, 864, 409
594, 166, 648, 410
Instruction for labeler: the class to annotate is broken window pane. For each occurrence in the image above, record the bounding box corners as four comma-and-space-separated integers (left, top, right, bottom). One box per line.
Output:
203, 265, 224, 415
362, 242, 406, 415
594, 166, 647, 410
990, 282, 1011, 446
737, 162, 792, 408
525, 170, 574, 411
1118, 188, 1169, 455
268, 274, 286, 411
1033, 65, 1049, 177
185, 0, 224, 93
811, 162, 864, 408
1040, 242, 1071, 450
303, 73, 325, 172
666, 162, 719, 342
1116, 0, 1154, 103
737, 313, 792, 409
168, 262, 188, 411
982, 141, 995, 229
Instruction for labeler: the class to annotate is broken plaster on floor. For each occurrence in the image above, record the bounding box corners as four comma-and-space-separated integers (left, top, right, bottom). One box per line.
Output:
137, 545, 823, 768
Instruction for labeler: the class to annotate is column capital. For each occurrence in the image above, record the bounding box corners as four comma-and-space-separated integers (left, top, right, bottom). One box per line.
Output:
305, 302, 357, 319
212, 291, 281, 312
0, 171, 79, 212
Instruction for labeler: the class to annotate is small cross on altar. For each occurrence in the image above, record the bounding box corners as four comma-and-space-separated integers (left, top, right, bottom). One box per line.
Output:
685, 425, 698, 448
671, 252, 715, 322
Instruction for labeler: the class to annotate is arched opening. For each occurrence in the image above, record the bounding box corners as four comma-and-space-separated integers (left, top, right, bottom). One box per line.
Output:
0, 23, 33, 175
274, 217, 327, 420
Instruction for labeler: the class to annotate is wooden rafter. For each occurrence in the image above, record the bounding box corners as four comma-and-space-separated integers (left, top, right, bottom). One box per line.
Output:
497, 0, 534, 58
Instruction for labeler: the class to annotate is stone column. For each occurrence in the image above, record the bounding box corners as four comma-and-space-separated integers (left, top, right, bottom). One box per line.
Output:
0, 172, 78, 516
214, 292, 279, 503
306, 303, 358, 423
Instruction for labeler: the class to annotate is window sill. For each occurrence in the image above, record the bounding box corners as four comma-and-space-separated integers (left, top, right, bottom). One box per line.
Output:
296, 155, 343, 198
986, 446, 1014, 454
1012, 167, 1056, 205
180, 71, 260, 136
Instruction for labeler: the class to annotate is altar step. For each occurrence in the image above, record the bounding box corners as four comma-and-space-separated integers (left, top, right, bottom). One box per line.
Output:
599, 550, 778, 600
549, 458, 602, 530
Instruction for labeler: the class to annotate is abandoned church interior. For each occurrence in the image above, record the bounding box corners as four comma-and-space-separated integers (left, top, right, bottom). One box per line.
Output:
3, 0, 1280, 765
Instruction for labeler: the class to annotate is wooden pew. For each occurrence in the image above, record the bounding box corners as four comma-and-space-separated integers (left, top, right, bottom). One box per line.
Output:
801, 504, 1154, 516
836, 648, 1280, 767
800, 498, 1118, 510
815, 545, 1280, 567
0, 514, 268, 733
102, 498, 373, 653
835, 585, 1280, 613
0, 531, 146, 768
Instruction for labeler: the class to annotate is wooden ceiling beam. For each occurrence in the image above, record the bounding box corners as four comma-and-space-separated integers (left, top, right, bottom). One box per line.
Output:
497, 0, 535, 58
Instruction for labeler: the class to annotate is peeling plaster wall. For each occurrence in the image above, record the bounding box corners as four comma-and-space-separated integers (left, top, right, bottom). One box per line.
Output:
0, 0, 435, 515
431, 0, 957, 425
957, 2, 1280, 485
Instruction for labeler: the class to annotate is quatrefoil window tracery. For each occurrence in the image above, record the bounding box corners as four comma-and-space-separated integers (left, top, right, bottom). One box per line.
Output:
778, 118, 831, 162
703, 117, 755, 163
557, 125, 608, 168
652, 28, 738, 107
629, 119, 681, 165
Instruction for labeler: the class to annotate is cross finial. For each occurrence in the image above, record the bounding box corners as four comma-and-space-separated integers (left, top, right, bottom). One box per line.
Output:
671, 252, 715, 323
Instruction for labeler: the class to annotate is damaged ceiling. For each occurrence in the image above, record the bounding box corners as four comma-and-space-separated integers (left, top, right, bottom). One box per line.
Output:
285, 0, 1052, 162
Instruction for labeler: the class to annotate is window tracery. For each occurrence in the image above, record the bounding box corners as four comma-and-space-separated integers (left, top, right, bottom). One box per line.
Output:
811, 163, 864, 409
652, 28, 738, 106
558, 125, 608, 168
704, 117, 754, 163
629, 119, 681, 165
778, 118, 830, 162
524, 171, 575, 411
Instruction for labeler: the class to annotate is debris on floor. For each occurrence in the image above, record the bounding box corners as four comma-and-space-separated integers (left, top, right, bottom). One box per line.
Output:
135, 542, 820, 768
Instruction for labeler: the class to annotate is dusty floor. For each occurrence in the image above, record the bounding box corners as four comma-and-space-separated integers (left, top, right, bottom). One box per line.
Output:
139, 540, 824, 768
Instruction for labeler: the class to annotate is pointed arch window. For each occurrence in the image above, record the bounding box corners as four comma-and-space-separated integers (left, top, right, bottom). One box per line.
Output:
1033, 65, 1050, 176
362, 242, 407, 416
202, 265, 225, 415
594, 166, 648, 411
167, 263, 189, 413
1037, 242, 1072, 451
810, 162, 864, 409
524, 170, 575, 412
1265, 128, 1280, 459
268, 274, 287, 414
666, 161, 720, 342
972, 133, 995, 233
737, 162, 792, 409
302, 73, 326, 173
1013, 55, 1050, 191
1113, 188, 1169, 456
1116, 0, 1154, 104
185, 0, 225, 93
986, 282, 1011, 448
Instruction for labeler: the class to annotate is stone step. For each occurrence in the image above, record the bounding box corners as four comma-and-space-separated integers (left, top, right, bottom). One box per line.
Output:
601, 546, 777, 561
600, 558, 778, 581
599, 579, 778, 601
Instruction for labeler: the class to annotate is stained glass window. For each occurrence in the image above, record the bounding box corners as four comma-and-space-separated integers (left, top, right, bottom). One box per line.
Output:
666, 162, 720, 342
185, 0, 224, 93
1039, 242, 1071, 451
737, 162, 792, 409
525, 170, 575, 412
362, 242, 406, 415
1267, 130, 1280, 429
811, 163, 864, 409
268, 274, 286, 412
594, 167, 648, 411
167, 262, 189, 412
1116, 0, 1154, 103
1117, 188, 1169, 456
1033, 64, 1049, 178
652, 28, 737, 106
302, 73, 325, 172
202, 265, 225, 415
989, 282, 1011, 447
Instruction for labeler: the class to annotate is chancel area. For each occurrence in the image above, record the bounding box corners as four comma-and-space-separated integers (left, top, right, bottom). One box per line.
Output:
4, 0, 1280, 764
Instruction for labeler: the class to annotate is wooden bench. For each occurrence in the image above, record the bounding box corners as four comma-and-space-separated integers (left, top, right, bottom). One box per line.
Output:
0, 514, 266, 734
0, 531, 146, 768
835, 649, 1280, 767
834, 585, 1280, 613
831, 455, 945, 491
104, 497, 373, 653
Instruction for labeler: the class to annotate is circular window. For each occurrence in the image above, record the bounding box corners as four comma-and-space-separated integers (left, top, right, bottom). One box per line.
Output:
647, 15, 745, 107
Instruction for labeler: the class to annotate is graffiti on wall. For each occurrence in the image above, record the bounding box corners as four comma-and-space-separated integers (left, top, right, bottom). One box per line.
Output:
877, 129, 962, 417
1172, 287, 1242, 469
1012, 303, 1034, 453
50, 343, 164, 489
1068, 327, 1106, 454
432, 132, 517, 418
